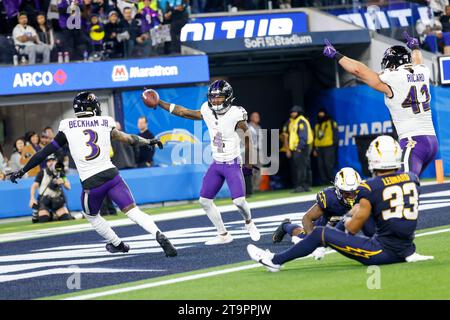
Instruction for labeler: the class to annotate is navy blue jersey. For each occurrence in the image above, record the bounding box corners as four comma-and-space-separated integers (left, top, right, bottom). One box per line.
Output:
358, 172, 420, 258
316, 187, 353, 224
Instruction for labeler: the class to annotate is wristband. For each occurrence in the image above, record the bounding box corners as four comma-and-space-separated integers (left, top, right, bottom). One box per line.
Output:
335, 52, 344, 62
169, 103, 176, 114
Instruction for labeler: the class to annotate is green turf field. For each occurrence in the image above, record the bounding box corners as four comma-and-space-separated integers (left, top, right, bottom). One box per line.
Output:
50, 225, 450, 300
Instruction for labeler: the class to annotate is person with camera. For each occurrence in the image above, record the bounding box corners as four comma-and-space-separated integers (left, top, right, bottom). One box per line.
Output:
29, 154, 71, 223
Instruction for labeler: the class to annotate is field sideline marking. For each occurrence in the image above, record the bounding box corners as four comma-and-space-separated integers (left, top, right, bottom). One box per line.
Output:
62, 227, 450, 300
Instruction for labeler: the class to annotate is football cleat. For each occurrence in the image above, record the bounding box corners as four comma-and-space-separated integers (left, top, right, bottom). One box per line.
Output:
156, 231, 177, 257
245, 221, 261, 241
405, 252, 434, 263
205, 233, 234, 245
247, 244, 280, 272
272, 218, 291, 243
106, 241, 130, 253
312, 247, 326, 260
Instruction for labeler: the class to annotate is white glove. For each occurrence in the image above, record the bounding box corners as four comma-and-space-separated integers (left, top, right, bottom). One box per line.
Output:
312, 247, 326, 260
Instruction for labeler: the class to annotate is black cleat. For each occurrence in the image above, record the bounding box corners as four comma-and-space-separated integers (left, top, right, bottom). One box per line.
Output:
272, 218, 291, 243
156, 231, 177, 257
106, 241, 130, 253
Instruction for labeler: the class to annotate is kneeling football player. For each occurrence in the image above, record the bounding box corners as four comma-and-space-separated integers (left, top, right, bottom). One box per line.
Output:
248, 136, 433, 271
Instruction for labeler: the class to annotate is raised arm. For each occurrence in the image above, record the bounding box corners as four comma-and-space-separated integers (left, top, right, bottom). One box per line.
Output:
403, 31, 423, 65
111, 128, 163, 149
158, 99, 203, 120
323, 39, 393, 97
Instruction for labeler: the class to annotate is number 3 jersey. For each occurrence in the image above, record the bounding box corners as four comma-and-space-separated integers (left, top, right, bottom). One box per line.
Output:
200, 102, 248, 163
358, 171, 420, 258
379, 64, 436, 140
58, 116, 116, 182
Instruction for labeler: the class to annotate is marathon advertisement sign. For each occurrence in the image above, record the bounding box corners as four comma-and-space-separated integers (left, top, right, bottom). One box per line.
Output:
325, 2, 429, 31
0, 55, 210, 95
181, 11, 308, 42
185, 30, 370, 53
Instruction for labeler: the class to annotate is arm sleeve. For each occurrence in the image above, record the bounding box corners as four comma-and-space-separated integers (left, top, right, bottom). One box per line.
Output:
22, 132, 68, 173
316, 191, 327, 210
34, 171, 43, 184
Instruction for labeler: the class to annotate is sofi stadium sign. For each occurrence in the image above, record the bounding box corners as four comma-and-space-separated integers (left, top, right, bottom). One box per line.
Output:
0, 55, 209, 95
181, 12, 308, 42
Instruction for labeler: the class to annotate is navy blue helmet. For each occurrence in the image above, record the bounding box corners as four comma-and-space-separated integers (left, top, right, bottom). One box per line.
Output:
381, 45, 411, 70
73, 91, 101, 117
207, 80, 235, 114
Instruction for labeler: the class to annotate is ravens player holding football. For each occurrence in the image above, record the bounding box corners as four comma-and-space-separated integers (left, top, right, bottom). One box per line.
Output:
248, 135, 433, 272
323, 32, 438, 176
152, 80, 261, 245
9, 92, 177, 257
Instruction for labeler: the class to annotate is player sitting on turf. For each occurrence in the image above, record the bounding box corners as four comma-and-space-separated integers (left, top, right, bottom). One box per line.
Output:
144, 80, 260, 245
9, 92, 177, 257
323, 32, 438, 177
247, 135, 433, 272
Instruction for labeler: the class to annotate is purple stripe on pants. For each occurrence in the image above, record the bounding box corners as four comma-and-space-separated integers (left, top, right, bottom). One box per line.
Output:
200, 158, 245, 200
400, 135, 438, 176
81, 174, 135, 215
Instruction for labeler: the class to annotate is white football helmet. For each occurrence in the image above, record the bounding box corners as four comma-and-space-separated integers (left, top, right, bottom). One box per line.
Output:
334, 167, 361, 205
366, 135, 402, 172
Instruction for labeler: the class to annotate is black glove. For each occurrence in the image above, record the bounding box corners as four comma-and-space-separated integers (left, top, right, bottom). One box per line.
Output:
148, 138, 163, 149
9, 169, 25, 184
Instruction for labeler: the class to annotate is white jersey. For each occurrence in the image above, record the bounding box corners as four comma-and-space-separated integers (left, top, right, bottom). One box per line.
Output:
59, 116, 116, 182
200, 103, 248, 162
379, 64, 436, 139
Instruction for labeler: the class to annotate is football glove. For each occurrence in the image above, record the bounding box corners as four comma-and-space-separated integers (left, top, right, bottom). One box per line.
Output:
148, 138, 163, 150
403, 31, 420, 50
9, 169, 25, 184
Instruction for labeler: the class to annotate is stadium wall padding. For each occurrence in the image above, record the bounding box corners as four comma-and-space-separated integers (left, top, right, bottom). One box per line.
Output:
0, 165, 230, 219
309, 85, 450, 178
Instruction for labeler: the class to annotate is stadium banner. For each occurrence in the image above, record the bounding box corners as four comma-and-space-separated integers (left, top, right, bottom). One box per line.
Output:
325, 2, 428, 31
181, 11, 308, 42
438, 56, 450, 85
0, 165, 230, 219
184, 29, 370, 53
310, 85, 450, 179
0, 55, 210, 96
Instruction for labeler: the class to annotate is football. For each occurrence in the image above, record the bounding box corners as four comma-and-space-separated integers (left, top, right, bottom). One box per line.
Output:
142, 89, 159, 109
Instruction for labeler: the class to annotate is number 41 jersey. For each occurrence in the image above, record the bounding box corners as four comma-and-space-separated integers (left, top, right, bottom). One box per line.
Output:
59, 116, 116, 182
358, 172, 420, 258
379, 63, 436, 140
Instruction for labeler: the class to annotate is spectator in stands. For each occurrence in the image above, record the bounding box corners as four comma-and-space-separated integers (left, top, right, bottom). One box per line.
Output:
440, 5, 450, 53
86, 13, 105, 52
137, 0, 161, 55
136, 116, 155, 167
111, 122, 137, 169
116, 0, 138, 17
122, 6, 151, 57
21, 131, 41, 177
313, 108, 338, 185
283, 105, 313, 193
9, 137, 26, 172
163, 0, 189, 54
248, 112, 264, 193
104, 10, 125, 58
278, 0, 292, 9
0, 144, 8, 174
430, 0, 449, 15
416, 6, 444, 53
191, 0, 206, 13
19, 0, 41, 27
81, 0, 103, 21
36, 13, 55, 61
29, 154, 71, 223
13, 12, 51, 64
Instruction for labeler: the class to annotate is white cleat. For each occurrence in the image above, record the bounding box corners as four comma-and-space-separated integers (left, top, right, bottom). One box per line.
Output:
291, 236, 302, 244
245, 221, 261, 241
405, 252, 434, 263
247, 244, 281, 272
205, 233, 234, 245
311, 247, 326, 260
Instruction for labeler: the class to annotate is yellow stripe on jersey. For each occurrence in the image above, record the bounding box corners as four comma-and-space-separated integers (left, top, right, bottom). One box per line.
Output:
318, 191, 327, 209
359, 181, 371, 192
328, 243, 382, 259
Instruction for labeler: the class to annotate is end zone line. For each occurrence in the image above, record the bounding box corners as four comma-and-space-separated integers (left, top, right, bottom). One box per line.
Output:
62, 227, 450, 300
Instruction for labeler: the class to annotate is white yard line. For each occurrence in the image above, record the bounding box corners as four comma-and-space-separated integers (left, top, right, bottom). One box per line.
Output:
63, 227, 450, 300
0, 194, 315, 243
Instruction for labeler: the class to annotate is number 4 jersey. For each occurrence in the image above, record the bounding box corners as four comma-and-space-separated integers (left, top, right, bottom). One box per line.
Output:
379, 63, 436, 139
358, 171, 420, 258
58, 116, 116, 182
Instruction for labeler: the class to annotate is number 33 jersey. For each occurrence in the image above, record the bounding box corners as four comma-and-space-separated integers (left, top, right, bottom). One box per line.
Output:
58, 116, 116, 182
200, 102, 248, 162
379, 64, 436, 140
358, 171, 420, 258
